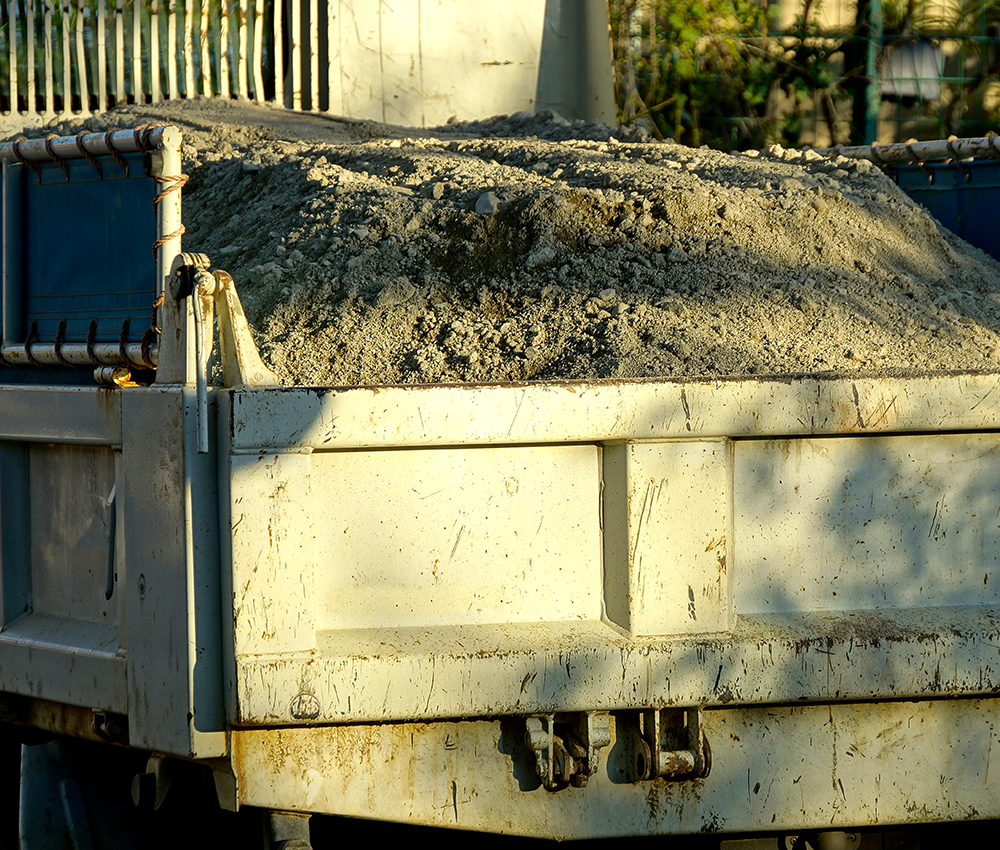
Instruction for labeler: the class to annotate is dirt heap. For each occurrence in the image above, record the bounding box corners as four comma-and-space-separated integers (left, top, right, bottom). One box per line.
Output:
27, 99, 1000, 386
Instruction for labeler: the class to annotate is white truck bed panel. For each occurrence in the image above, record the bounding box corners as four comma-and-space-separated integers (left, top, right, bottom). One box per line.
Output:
231, 697, 1000, 838
222, 377, 1000, 727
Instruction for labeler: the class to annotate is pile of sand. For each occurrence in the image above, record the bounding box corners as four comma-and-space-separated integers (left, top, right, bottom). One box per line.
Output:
27, 99, 1000, 386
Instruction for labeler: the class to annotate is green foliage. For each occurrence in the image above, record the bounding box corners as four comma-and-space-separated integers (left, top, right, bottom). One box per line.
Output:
609, 0, 847, 150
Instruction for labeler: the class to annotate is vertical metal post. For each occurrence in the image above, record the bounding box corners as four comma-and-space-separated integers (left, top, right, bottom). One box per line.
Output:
851, 0, 883, 143
865, 0, 883, 143
76, 0, 89, 112
97, 0, 107, 110
45, 0, 55, 115
2, 160, 25, 347
151, 0, 160, 102
252, 0, 265, 100
26, 0, 36, 113
7, 0, 20, 114
219, 0, 230, 97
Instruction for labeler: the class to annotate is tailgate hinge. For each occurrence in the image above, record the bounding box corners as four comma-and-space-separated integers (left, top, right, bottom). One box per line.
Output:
622, 706, 711, 782
524, 712, 611, 790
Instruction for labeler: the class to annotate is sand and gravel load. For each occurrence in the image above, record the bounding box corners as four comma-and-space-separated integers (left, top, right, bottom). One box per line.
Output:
23, 99, 1000, 386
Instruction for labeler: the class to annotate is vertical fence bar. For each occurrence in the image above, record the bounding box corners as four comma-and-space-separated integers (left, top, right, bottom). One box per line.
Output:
62, 0, 72, 111
219, 0, 229, 97
132, 0, 142, 102
26, 0, 36, 113
326, 0, 336, 113
45, 0, 55, 114
97, 0, 107, 110
184, 0, 194, 95
8, 0, 20, 113
252, 0, 263, 100
114, 0, 123, 105
290, 0, 300, 108
167, 0, 177, 99
76, 0, 89, 113
237, 0, 247, 98
308, 0, 317, 110
150, 0, 160, 101
201, 0, 210, 95
273, 0, 282, 105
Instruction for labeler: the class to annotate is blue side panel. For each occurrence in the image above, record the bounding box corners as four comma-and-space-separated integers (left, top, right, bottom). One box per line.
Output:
895, 160, 1000, 261
1, 152, 158, 345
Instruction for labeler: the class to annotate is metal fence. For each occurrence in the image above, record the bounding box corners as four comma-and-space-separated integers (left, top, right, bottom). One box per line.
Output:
0, 0, 278, 132
4, 1, 999, 145
611, 0, 1000, 149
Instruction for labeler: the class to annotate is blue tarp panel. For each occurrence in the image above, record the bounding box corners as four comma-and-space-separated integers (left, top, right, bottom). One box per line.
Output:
896, 159, 1000, 261
1, 152, 158, 345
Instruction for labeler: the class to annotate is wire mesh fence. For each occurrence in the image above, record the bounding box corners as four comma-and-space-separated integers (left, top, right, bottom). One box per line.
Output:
610, 0, 1000, 149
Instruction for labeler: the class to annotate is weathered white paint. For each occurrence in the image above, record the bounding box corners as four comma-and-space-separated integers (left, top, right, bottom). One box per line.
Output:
735, 433, 1000, 613
325, 0, 615, 125
231, 698, 1000, 836
603, 439, 731, 636
221, 373, 1000, 727
229, 373, 1000, 450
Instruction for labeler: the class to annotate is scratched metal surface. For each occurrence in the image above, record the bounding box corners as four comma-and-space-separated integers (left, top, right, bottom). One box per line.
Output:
222, 374, 1000, 726
228, 372, 1000, 450
231, 698, 1000, 837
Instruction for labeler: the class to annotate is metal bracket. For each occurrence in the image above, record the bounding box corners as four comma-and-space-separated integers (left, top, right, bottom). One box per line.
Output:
169, 253, 280, 451
784, 832, 861, 850
524, 712, 611, 789
91, 709, 128, 743
623, 707, 711, 782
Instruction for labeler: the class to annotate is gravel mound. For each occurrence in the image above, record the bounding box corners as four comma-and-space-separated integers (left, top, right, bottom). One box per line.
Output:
22, 99, 1000, 386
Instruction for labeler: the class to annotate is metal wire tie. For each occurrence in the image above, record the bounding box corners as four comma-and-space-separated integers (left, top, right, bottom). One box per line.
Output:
75, 132, 102, 179
946, 136, 972, 183
119, 319, 141, 369
44, 135, 71, 181
986, 131, 1000, 162
905, 138, 935, 184
12, 136, 41, 180
869, 142, 897, 181
104, 130, 129, 176
53, 319, 72, 367
23, 321, 40, 366
86, 320, 99, 364
139, 292, 164, 369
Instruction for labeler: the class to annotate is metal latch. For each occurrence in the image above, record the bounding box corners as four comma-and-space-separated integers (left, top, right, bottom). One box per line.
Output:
622, 707, 711, 782
524, 712, 611, 789
170, 252, 280, 453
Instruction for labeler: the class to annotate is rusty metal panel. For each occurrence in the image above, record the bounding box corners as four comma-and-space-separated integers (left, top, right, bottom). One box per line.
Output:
735, 433, 1000, 613
229, 374, 1000, 451
230, 697, 1000, 838
604, 439, 731, 636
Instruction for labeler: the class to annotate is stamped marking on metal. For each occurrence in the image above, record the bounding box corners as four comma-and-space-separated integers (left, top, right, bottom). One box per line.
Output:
290, 693, 321, 720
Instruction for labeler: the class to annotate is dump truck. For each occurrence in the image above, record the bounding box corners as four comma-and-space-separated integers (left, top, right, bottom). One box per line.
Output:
2, 126, 1000, 848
